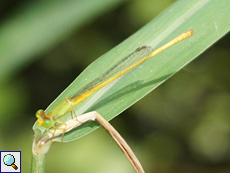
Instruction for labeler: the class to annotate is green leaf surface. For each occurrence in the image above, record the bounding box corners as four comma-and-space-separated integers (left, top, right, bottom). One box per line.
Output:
33, 0, 230, 142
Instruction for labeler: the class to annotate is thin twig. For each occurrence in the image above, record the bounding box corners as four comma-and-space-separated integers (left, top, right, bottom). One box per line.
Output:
33, 111, 145, 173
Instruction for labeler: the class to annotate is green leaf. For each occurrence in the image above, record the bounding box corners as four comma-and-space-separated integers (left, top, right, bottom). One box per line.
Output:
33, 0, 230, 142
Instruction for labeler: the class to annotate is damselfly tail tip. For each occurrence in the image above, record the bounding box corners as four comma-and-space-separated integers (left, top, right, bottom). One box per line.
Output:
186, 29, 194, 36
179, 29, 194, 41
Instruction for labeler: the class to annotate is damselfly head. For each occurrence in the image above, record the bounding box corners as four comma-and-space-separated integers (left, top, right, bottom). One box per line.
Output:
36, 109, 52, 128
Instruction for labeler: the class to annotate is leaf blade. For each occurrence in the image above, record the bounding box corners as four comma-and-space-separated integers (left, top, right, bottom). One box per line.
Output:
33, 0, 230, 142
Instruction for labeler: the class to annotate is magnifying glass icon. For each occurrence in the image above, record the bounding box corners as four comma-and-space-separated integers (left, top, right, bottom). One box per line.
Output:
3, 154, 18, 170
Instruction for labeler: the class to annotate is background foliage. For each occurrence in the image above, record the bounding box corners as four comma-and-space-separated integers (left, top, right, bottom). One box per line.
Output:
0, 0, 230, 172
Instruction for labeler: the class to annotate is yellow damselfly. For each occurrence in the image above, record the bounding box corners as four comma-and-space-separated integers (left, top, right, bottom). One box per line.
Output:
36, 30, 194, 129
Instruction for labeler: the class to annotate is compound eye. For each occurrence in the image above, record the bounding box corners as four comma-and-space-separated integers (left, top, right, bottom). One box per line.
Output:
36, 109, 44, 118
43, 120, 52, 128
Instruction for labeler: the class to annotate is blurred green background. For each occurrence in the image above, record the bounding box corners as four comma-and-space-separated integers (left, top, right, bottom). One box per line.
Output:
0, 0, 230, 172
